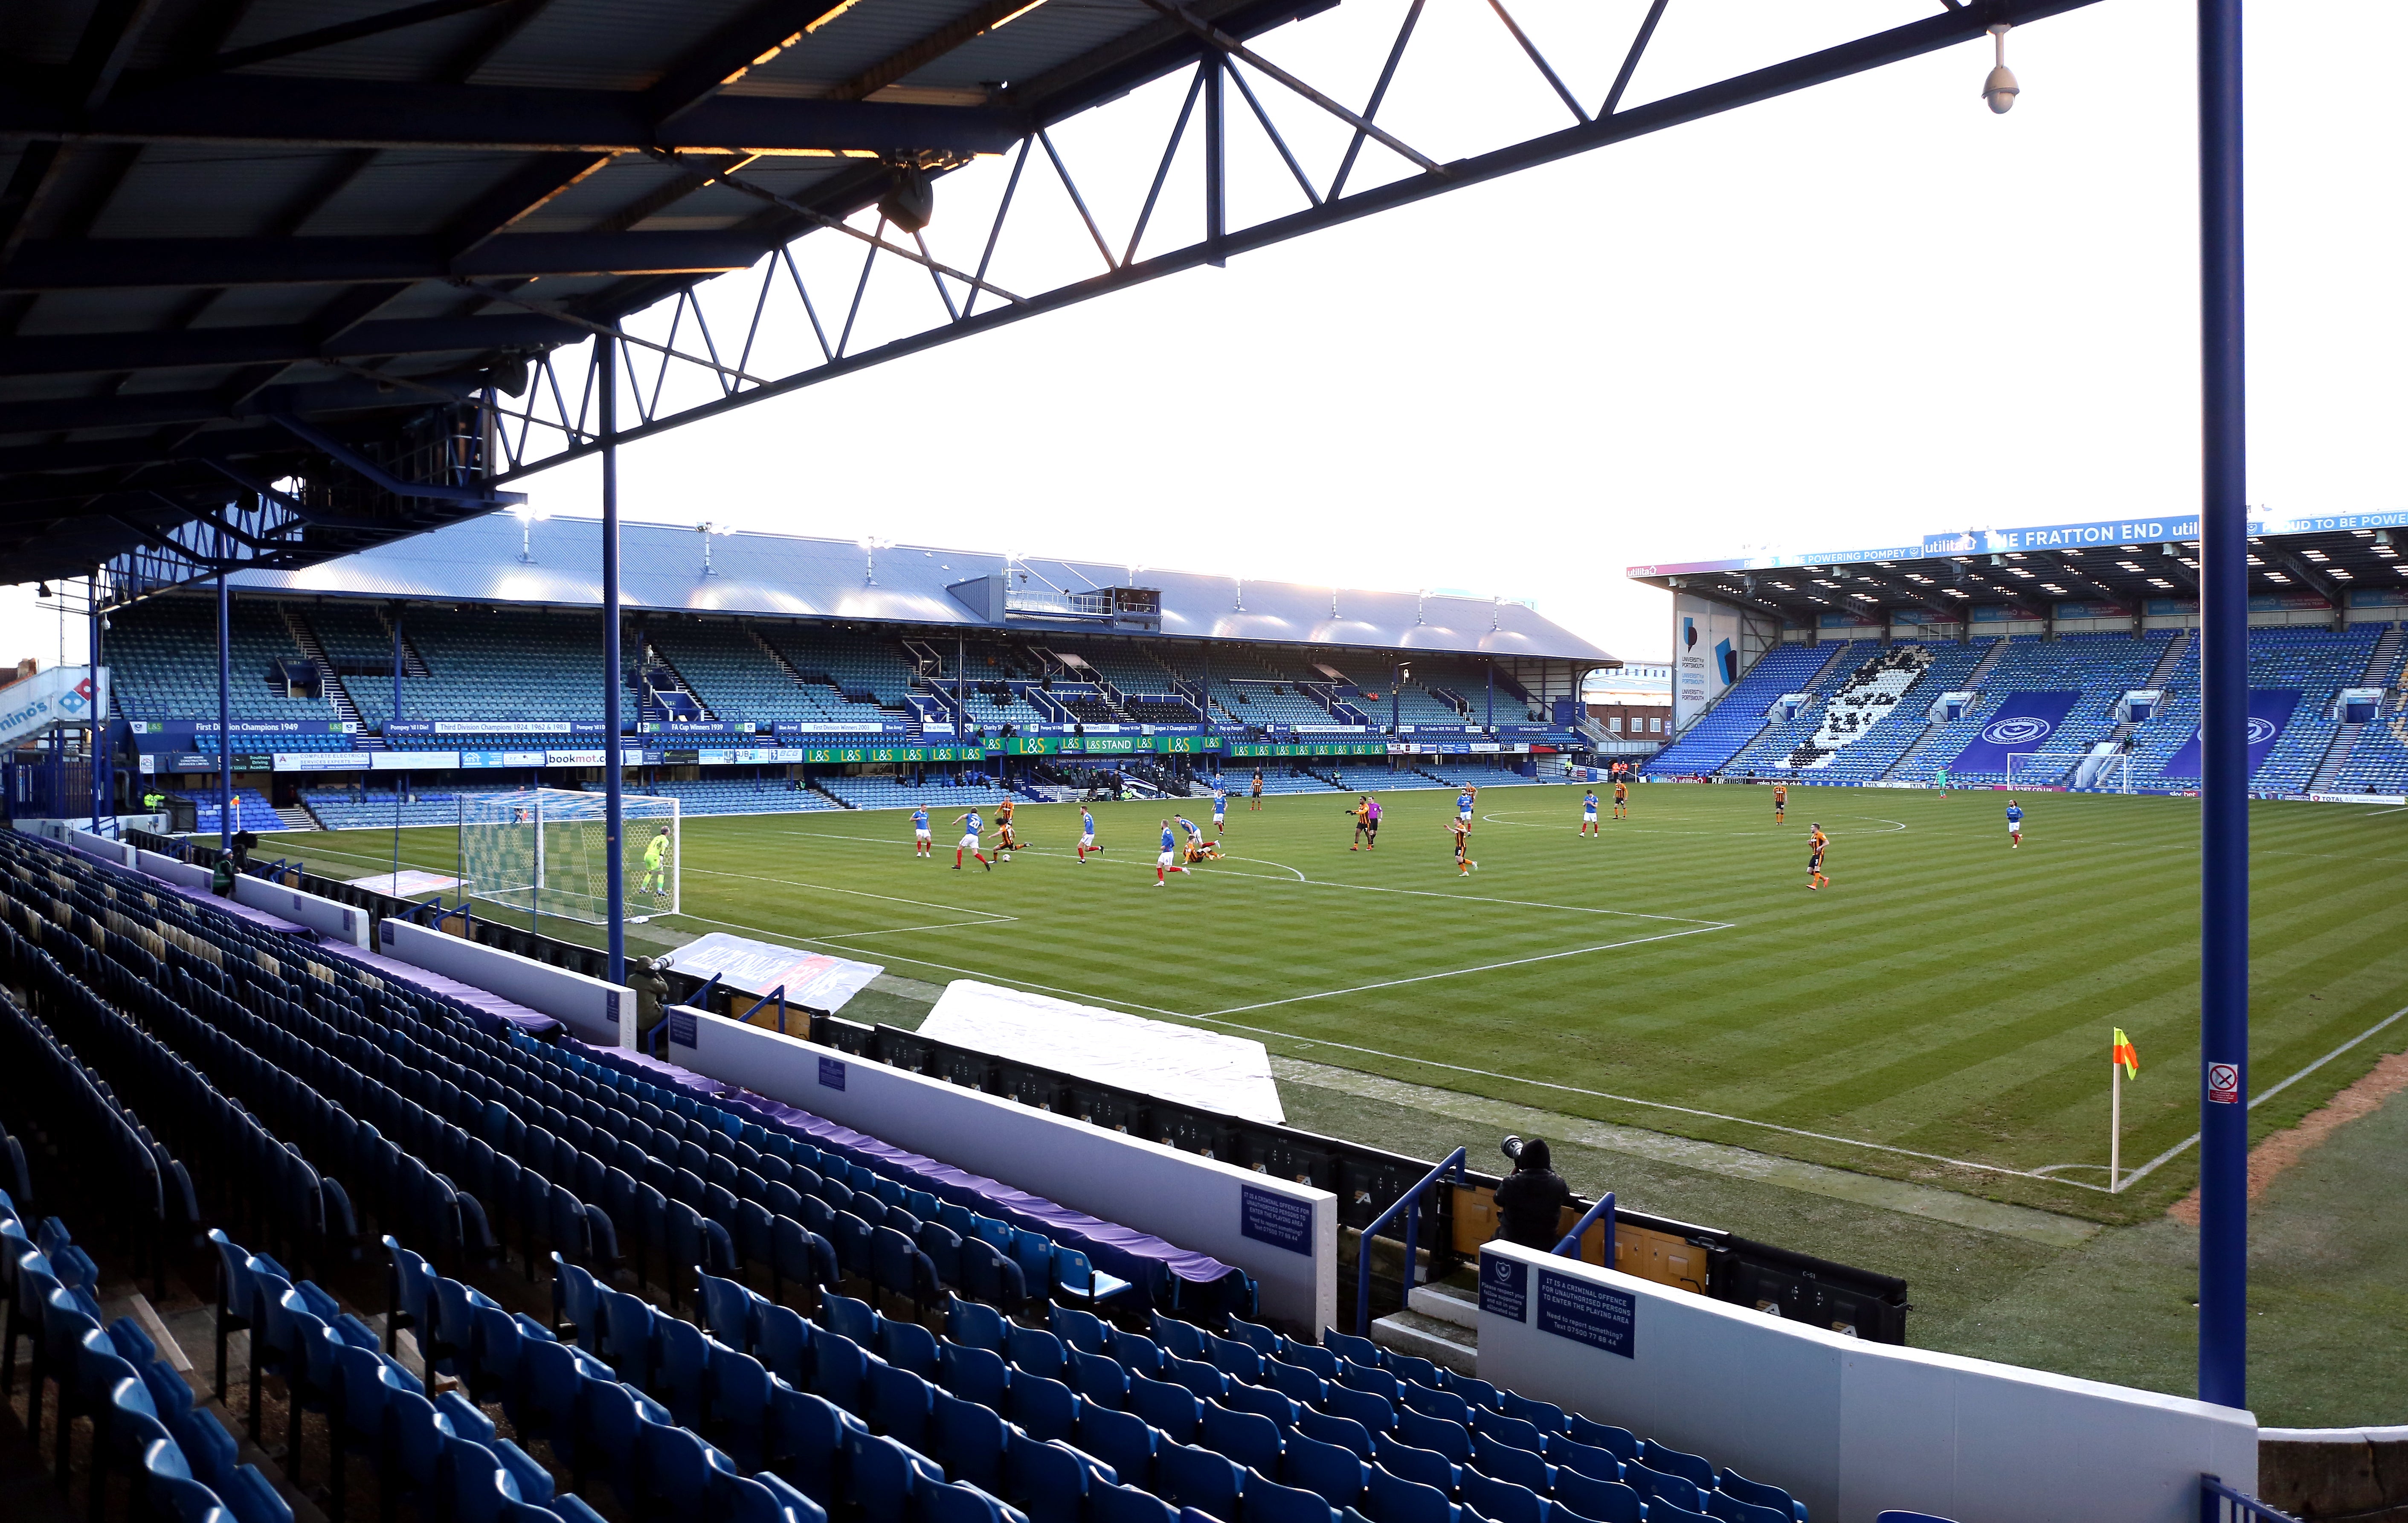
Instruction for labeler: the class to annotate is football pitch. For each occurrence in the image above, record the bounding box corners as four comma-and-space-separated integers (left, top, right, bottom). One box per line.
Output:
260, 780, 2408, 1225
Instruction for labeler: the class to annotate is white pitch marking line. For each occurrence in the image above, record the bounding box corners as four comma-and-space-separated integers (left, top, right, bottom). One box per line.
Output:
1196, 925, 1729, 1017
2107, 1002, 2408, 1191
683, 864, 1007, 920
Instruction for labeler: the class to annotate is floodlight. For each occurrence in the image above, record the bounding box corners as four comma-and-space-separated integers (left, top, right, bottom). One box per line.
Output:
1982, 24, 2019, 114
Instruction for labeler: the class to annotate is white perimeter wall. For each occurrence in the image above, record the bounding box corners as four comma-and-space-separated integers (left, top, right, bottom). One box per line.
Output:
380, 919, 632, 1047
667, 1010, 1337, 1333
1475, 1242, 2256, 1523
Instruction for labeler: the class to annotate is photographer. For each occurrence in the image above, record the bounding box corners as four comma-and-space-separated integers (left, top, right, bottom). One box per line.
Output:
1492, 1135, 1574, 1249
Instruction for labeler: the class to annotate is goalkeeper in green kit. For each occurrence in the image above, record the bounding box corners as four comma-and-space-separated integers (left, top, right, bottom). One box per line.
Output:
640, 827, 671, 896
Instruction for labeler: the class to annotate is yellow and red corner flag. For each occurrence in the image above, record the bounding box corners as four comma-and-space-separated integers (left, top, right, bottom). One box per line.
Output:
2112, 1028, 2140, 1079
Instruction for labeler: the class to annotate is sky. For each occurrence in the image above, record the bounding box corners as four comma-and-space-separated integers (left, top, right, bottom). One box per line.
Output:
7, 0, 2403, 671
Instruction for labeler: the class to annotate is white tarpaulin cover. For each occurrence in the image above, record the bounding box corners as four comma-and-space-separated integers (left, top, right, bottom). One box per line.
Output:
669, 931, 881, 1014
919, 980, 1284, 1124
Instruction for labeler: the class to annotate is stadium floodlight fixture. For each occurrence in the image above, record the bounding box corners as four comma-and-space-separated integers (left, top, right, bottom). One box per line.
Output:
696, 521, 732, 576
1233, 576, 1244, 612
1982, 23, 2019, 113
859, 535, 894, 586
510, 502, 551, 563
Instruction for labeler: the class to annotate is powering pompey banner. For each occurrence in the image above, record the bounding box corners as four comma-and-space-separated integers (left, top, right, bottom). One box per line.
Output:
2156, 689, 2302, 780
1950, 692, 2080, 773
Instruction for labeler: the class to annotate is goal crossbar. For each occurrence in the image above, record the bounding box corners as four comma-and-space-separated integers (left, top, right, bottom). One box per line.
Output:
458, 787, 679, 926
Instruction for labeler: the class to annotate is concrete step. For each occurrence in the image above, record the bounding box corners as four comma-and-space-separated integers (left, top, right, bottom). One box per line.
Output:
1408, 1280, 1480, 1330
1371, 1307, 1478, 1376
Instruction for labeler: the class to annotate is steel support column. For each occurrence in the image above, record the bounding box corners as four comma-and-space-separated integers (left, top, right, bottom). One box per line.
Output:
1203, 55, 1226, 267
1487, 660, 1495, 732
2195, 0, 2248, 1412
89, 572, 104, 830
217, 573, 232, 850
602, 332, 626, 985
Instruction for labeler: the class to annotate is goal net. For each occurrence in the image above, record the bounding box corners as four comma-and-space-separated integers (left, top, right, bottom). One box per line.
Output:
458, 788, 679, 925
2005, 752, 2074, 790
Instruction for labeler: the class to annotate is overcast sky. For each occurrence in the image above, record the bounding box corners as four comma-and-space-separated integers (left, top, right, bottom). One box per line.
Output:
9, 0, 2402, 671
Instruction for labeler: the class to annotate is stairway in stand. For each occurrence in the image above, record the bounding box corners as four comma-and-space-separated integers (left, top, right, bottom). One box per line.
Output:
280, 606, 374, 744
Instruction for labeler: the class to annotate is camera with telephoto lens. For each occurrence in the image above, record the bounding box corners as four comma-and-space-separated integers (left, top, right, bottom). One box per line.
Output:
1500, 1134, 1523, 1163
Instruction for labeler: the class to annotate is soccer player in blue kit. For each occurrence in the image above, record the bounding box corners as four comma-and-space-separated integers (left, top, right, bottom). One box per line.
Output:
2006, 798, 2024, 849
1155, 819, 1190, 885
911, 805, 931, 859
1212, 786, 1228, 835
1077, 806, 1098, 862
952, 809, 992, 870
1457, 786, 1476, 826
1580, 790, 1599, 838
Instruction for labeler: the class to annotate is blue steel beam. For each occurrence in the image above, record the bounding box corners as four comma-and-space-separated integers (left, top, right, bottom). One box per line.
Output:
2194, 0, 2248, 1412
0, 232, 781, 292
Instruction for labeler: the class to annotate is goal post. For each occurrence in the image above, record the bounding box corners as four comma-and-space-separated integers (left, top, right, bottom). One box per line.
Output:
458, 787, 679, 925
2005, 752, 2072, 790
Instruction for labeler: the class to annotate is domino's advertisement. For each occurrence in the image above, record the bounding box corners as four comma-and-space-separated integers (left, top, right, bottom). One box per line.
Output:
1949, 692, 2080, 773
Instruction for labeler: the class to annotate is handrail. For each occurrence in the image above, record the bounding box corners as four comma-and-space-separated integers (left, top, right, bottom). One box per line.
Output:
1553, 1190, 1616, 1270
1355, 1146, 1466, 1337
738, 984, 789, 1035
2201, 1475, 2301, 1523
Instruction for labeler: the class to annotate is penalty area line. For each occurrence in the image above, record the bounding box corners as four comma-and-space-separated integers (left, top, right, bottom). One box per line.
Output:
1196, 925, 1731, 1017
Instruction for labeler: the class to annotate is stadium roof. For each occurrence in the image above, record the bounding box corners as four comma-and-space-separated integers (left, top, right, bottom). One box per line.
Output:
1627, 509, 2408, 623
224, 512, 1613, 662
0, 0, 1329, 587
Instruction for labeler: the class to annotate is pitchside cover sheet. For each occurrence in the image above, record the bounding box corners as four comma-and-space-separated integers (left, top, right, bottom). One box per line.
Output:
2157, 689, 2302, 779
1950, 691, 2080, 773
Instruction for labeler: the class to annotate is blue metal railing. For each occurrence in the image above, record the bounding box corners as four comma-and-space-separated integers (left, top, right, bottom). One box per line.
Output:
2201, 1475, 2300, 1523
1355, 1147, 1466, 1337
1554, 1190, 1616, 1269
738, 984, 790, 1035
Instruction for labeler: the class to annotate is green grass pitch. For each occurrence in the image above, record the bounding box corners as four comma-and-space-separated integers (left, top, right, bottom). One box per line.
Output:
260, 781, 2408, 1224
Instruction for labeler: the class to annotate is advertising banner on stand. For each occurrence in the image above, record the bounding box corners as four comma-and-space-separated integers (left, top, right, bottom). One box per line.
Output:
1949, 692, 2080, 774
2156, 689, 2302, 780
1672, 592, 1740, 731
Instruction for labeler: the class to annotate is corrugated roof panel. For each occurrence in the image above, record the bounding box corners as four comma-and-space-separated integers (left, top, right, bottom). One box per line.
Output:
222, 3, 509, 83
904, 0, 1163, 90
0, 0, 92, 67
180, 284, 366, 328
227, 515, 1612, 661
86, 147, 347, 238
9, 287, 200, 339
299, 152, 543, 238
473, 0, 763, 92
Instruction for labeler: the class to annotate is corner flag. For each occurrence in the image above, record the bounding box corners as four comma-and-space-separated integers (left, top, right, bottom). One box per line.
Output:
2112, 1028, 2139, 1079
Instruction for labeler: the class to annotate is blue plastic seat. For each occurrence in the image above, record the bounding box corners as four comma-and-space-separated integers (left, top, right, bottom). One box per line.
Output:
1362, 1462, 1454, 1523
1384, 1352, 1441, 1389
1264, 1358, 1327, 1407
1340, 1359, 1404, 1407
1624, 1459, 1706, 1514
1107, 1328, 1164, 1379
1497, 1390, 1564, 1433
1282, 1342, 1340, 1381
143, 1436, 227, 1523
1004, 1434, 1101, 1523
867, 1360, 933, 1451
552, 1256, 599, 1350
931, 1388, 1009, 1492
1126, 1372, 1201, 1443
759, 1303, 810, 1385
946, 1294, 1008, 1353
597, 1288, 655, 1387
655, 1313, 711, 1427
921, 1478, 1027, 1523
1547, 1436, 1625, 1484
1370, 1433, 1456, 1495
1460, 1469, 1544, 1523
1320, 1385, 1395, 1439
822, 1293, 877, 1346
1165, 1355, 1227, 1403
938, 1339, 1010, 1411
769, 1379, 852, 1506
1199, 1399, 1282, 1473
1281, 1430, 1369, 1509
1225, 1379, 1300, 1427
880, 1317, 940, 1380
1567, 1416, 1637, 1460
699, 1271, 760, 1351
1395, 1409, 1468, 1466
1555, 1468, 1645, 1523
1400, 1383, 1472, 1427
1295, 1408, 1375, 1462
1709, 1490, 1796, 1523
1007, 1323, 1068, 1383
1439, 1371, 1501, 1412
637, 1413, 716, 1519
1472, 1433, 1552, 1492
1320, 1330, 1381, 1368
1067, 1348, 1128, 1410
1719, 1467, 1809, 1523
1049, 1303, 1111, 1355
1009, 1372, 1082, 1443
713, 1346, 775, 1468
1641, 1439, 1717, 1492
1155, 1441, 1243, 1517
849, 1429, 942, 1520
1089, 1479, 1176, 1523
1071, 1402, 1153, 1482
1204, 1333, 1262, 1385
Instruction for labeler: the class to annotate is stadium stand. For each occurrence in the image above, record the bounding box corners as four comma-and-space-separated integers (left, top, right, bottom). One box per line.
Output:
650, 779, 848, 817
818, 777, 1022, 812
110, 598, 338, 726
176, 788, 285, 835
1644, 643, 1838, 776
305, 603, 612, 728
1, 824, 1826, 1523
646, 622, 826, 726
